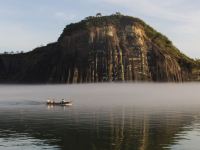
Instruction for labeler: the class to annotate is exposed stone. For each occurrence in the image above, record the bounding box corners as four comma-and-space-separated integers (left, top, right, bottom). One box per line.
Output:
0, 14, 196, 83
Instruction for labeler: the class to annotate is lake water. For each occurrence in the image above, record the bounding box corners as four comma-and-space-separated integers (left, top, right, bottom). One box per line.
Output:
0, 83, 200, 150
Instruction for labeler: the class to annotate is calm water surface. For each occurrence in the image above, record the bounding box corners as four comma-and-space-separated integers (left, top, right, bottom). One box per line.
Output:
0, 83, 200, 150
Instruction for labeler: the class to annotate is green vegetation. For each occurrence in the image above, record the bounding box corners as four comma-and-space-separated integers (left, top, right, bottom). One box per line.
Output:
59, 13, 196, 69
140, 20, 194, 64
1, 13, 198, 83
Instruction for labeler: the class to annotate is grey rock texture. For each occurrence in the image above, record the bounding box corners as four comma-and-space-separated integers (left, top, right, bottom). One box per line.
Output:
0, 14, 196, 83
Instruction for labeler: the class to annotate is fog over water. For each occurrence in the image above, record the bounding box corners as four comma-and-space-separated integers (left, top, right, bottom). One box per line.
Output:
0, 83, 199, 107
0, 83, 200, 150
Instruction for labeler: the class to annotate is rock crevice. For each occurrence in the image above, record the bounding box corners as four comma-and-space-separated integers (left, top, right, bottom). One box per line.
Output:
0, 14, 195, 83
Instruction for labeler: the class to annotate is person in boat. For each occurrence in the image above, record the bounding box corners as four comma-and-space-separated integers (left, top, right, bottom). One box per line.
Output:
47, 99, 55, 104
61, 99, 66, 104
61, 99, 71, 104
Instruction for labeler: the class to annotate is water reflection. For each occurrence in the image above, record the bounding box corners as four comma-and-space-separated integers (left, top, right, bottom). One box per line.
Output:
0, 104, 198, 150
0, 84, 200, 150
0, 131, 60, 150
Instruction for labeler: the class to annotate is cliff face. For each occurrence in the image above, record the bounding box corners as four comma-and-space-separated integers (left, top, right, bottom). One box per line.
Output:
0, 14, 195, 83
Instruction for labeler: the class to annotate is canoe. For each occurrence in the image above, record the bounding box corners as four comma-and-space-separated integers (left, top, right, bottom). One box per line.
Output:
46, 100, 72, 106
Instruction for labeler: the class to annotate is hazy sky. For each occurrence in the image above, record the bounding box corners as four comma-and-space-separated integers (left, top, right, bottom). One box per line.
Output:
0, 0, 199, 58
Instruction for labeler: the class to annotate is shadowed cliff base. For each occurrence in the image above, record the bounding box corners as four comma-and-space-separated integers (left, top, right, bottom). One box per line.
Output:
0, 13, 199, 83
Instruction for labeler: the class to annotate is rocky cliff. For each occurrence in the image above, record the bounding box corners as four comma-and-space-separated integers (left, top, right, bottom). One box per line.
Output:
0, 14, 196, 83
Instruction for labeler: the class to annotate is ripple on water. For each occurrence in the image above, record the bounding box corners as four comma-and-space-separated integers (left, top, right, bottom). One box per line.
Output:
0, 131, 60, 150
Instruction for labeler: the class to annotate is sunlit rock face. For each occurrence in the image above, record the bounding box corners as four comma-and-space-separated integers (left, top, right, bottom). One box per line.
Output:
0, 14, 195, 83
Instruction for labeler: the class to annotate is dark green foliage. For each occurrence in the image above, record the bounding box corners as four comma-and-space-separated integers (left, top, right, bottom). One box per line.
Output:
138, 18, 195, 67
59, 14, 195, 68
0, 13, 198, 83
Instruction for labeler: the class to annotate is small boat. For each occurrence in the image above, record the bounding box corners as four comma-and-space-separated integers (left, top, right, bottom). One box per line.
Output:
47, 99, 72, 106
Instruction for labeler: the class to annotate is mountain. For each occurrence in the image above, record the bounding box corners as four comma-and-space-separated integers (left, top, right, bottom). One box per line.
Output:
0, 13, 198, 83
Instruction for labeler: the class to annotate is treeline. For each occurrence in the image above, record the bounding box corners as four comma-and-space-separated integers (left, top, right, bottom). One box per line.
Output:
0, 51, 24, 55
